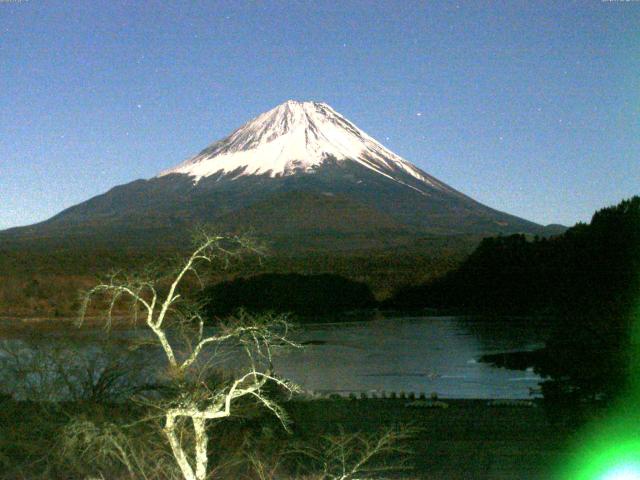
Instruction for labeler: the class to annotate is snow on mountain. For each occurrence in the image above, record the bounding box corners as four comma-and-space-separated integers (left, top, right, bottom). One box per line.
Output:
0, 99, 552, 250
159, 100, 453, 195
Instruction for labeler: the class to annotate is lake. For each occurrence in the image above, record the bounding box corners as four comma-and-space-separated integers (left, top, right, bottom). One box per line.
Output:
275, 315, 547, 399
0, 314, 548, 399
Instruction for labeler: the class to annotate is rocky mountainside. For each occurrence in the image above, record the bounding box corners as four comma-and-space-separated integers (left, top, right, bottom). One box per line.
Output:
1, 100, 558, 252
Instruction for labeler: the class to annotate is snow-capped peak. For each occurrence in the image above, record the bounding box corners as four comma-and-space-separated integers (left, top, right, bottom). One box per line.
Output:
158, 100, 451, 193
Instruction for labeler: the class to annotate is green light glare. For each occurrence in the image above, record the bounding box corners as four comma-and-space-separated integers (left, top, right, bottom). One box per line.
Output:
558, 299, 640, 480
601, 462, 640, 480
556, 206, 640, 480
560, 435, 640, 480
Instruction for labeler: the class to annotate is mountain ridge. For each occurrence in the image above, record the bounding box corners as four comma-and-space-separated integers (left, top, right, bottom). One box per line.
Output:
0, 100, 561, 252
158, 100, 455, 195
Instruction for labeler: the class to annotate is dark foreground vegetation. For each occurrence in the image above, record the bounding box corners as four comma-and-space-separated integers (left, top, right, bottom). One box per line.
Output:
0, 234, 424, 480
390, 196, 640, 403
0, 395, 588, 480
2, 197, 637, 477
0, 229, 587, 480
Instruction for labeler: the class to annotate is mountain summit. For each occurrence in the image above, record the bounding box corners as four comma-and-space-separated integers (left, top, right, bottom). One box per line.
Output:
1, 100, 555, 252
159, 100, 454, 197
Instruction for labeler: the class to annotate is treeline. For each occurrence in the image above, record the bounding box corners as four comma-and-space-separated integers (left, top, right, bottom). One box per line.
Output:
201, 273, 376, 318
389, 196, 640, 401
0, 236, 475, 318
387, 196, 640, 317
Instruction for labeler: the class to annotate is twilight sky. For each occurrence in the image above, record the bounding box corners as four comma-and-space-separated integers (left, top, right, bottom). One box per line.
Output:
1, 0, 638, 229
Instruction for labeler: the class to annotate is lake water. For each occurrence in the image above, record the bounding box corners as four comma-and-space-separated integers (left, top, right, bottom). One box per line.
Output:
275, 315, 547, 399
0, 315, 548, 399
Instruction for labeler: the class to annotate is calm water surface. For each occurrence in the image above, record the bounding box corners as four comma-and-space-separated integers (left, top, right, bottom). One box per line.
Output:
275, 315, 547, 399
0, 315, 548, 399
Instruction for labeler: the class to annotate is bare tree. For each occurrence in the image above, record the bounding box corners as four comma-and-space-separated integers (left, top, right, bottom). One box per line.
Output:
293, 426, 415, 480
80, 232, 300, 480
0, 335, 146, 403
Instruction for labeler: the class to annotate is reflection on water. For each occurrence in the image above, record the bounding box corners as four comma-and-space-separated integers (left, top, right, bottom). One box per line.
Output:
0, 315, 549, 399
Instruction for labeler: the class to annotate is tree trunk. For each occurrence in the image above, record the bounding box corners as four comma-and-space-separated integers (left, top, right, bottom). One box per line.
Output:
165, 414, 198, 480
193, 416, 209, 480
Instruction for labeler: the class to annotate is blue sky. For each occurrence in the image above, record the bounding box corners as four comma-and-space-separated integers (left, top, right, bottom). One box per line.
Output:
1, 0, 638, 229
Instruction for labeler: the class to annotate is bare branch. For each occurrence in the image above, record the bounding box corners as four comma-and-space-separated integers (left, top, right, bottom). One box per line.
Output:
78, 231, 299, 480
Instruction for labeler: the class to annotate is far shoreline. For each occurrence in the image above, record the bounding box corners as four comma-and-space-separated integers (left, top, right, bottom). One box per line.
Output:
0, 309, 554, 336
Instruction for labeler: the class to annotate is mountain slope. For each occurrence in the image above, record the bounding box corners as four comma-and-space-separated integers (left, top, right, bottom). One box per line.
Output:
1, 100, 556, 252
159, 100, 455, 195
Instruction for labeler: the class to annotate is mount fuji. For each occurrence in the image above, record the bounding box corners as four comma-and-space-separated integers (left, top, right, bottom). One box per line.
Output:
159, 100, 453, 194
2, 100, 557, 252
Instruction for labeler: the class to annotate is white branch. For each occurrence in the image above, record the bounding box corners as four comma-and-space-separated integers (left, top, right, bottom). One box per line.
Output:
80, 233, 299, 480
154, 237, 222, 329
164, 415, 198, 480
